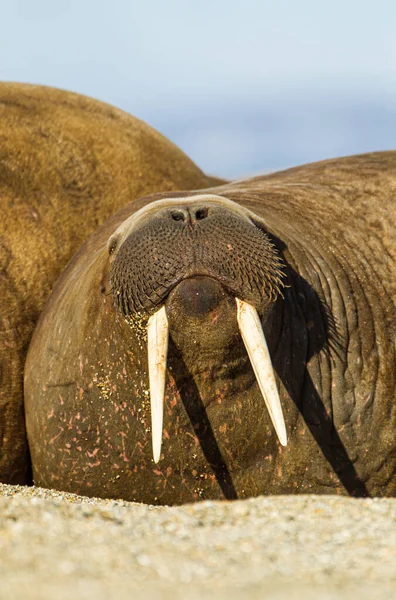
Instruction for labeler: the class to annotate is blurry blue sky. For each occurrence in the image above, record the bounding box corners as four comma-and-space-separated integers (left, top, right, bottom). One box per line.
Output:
1, 0, 395, 177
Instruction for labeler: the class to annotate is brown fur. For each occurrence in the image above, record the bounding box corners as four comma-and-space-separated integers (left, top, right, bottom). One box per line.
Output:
0, 82, 215, 484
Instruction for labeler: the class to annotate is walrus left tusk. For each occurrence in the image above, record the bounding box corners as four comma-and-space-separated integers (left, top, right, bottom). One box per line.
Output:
147, 305, 169, 463
236, 298, 288, 446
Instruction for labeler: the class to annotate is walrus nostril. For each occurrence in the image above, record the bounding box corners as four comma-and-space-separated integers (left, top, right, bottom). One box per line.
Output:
194, 207, 209, 221
170, 209, 187, 222
169, 207, 209, 223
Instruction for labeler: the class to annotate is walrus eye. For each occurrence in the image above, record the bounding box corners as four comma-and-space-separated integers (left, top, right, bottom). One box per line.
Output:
108, 237, 118, 256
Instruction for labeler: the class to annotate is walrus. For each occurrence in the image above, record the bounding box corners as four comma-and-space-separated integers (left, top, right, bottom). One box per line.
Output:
24, 151, 396, 504
0, 82, 219, 485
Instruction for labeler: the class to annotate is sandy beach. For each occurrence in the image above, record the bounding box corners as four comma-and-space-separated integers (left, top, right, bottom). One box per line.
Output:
0, 483, 395, 599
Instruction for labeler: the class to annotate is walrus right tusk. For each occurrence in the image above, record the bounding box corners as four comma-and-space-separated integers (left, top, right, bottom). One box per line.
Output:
147, 305, 169, 463
236, 298, 287, 446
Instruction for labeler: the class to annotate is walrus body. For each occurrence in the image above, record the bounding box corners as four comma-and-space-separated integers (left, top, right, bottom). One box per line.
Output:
0, 82, 216, 484
24, 151, 396, 504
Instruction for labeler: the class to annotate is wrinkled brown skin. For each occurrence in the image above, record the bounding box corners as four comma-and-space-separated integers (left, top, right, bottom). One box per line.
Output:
25, 152, 396, 504
0, 82, 217, 484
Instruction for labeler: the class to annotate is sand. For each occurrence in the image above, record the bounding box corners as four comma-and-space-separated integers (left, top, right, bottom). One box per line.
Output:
0, 484, 395, 599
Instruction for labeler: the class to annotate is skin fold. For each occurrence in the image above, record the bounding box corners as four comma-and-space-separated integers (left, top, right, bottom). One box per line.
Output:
24, 151, 396, 504
0, 82, 217, 484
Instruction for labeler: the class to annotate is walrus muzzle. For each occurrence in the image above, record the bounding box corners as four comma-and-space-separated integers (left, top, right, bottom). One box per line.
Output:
109, 195, 288, 462
110, 201, 284, 315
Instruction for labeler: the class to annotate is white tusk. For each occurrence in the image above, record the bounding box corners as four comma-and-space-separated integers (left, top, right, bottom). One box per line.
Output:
147, 305, 169, 463
236, 298, 287, 446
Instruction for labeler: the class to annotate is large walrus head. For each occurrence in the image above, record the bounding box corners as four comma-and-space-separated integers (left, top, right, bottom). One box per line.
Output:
108, 194, 288, 464
27, 155, 396, 503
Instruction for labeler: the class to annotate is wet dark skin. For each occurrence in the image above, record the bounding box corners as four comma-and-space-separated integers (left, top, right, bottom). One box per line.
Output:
25, 152, 396, 504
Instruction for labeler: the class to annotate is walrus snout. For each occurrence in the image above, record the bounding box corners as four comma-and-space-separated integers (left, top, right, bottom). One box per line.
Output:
110, 195, 285, 317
